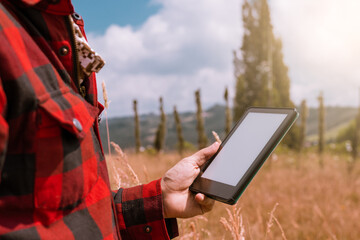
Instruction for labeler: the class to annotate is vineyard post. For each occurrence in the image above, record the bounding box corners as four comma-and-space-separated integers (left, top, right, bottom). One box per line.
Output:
224, 87, 232, 135
133, 100, 141, 153
195, 89, 208, 149
174, 106, 185, 156
318, 92, 325, 167
154, 97, 166, 153
298, 99, 308, 168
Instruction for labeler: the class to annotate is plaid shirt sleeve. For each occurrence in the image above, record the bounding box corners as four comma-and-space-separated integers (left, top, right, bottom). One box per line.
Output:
0, 77, 8, 177
113, 179, 178, 239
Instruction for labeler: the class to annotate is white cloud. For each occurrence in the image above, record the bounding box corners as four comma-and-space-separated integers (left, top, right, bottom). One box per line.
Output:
89, 0, 360, 117
88, 0, 242, 116
270, 0, 360, 107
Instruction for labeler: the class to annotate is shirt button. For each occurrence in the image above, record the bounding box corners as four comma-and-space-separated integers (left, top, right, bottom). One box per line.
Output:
72, 12, 82, 20
59, 46, 69, 56
73, 118, 83, 132
144, 225, 152, 233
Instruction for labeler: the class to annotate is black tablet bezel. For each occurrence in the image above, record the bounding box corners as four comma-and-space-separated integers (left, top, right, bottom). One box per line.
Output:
190, 107, 299, 205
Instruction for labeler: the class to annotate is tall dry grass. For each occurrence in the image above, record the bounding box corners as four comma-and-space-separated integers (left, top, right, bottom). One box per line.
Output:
106, 148, 360, 239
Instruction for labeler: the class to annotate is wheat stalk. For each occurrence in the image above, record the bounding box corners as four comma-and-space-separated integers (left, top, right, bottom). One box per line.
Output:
101, 80, 112, 158
265, 203, 287, 240
111, 142, 141, 186
272, 215, 287, 240
265, 203, 278, 240
314, 204, 338, 240
212, 131, 222, 144
101, 81, 109, 109
220, 205, 245, 240
179, 216, 209, 240
142, 165, 149, 183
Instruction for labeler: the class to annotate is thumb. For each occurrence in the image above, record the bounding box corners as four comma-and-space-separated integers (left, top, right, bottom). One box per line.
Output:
192, 142, 220, 167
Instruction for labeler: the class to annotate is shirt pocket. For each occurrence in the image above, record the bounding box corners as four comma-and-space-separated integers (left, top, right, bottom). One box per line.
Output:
34, 88, 100, 211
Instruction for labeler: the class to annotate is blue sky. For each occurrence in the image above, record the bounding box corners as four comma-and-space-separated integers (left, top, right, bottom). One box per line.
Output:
72, 0, 360, 117
72, 0, 161, 33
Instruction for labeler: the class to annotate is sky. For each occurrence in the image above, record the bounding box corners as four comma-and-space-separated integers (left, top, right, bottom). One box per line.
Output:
72, 0, 360, 117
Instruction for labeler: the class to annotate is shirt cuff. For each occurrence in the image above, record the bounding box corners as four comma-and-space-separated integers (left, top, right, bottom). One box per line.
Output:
113, 179, 179, 239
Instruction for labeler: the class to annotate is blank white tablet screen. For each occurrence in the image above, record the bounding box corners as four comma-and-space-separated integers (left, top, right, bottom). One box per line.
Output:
202, 112, 287, 186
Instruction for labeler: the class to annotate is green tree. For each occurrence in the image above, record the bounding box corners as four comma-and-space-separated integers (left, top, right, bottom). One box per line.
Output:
233, 0, 292, 122
336, 120, 355, 144
133, 99, 141, 153
233, 0, 257, 121
337, 90, 360, 163
195, 90, 208, 149
272, 38, 291, 107
336, 118, 358, 172
154, 97, 166, 153
173, 106, 185, 155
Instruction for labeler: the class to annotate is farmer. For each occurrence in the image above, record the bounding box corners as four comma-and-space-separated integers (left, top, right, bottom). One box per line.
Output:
0, 0, 219, 239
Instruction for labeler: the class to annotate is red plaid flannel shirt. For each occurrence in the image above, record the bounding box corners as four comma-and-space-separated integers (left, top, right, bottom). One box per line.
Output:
0, 0, 178, 239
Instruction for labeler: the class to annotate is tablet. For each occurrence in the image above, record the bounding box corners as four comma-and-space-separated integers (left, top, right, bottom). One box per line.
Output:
190, 107, 298, 205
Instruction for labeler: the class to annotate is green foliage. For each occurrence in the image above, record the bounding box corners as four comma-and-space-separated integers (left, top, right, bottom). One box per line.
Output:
233, 0, 292, 122
195, 90, 208, 149
175, 141, 196, 153
282, 124, 301, 151
336, 120, 356, 144
335, 114, 360, 161
233, 74, 247, 121
272, 38, 291, 107
154, 97, 166, 152
133, 100, 141, 153
335, 120, 358, 160
144, 146, 157, 156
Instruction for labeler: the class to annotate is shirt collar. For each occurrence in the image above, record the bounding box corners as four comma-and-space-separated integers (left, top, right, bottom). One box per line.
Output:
20, 0, 74, 15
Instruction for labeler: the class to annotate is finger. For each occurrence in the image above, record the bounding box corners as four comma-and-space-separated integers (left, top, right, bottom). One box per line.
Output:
192, 142, 220, 166
195, 193, 215, 214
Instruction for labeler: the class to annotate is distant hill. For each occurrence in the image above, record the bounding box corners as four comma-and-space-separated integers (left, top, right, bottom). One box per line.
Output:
99, 105, 358, 152
306, 106, 358, 142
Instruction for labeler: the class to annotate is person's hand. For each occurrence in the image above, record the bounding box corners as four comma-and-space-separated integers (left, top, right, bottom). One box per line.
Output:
161, 142, 220, 218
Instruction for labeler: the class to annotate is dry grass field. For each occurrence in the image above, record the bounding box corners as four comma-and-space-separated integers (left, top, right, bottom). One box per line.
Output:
106, 147, 360, 239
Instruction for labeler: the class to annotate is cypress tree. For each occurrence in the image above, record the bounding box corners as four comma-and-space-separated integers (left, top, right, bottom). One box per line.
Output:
233, 0, 257, 121
256, 0, 274, 107
195, 90, 208, 149
173, 106, 185, 155
154, 97, 166, 153
272, 38, 291, 107
133, 99, 141, 153
233, 0, 292, 122
318, 92, 325, 167
224, 87, 232, 135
